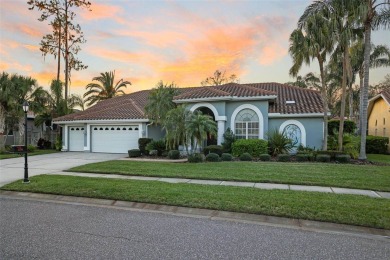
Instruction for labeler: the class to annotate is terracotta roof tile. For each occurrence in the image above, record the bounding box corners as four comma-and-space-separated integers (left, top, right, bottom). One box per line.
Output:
381, 88, 390, 104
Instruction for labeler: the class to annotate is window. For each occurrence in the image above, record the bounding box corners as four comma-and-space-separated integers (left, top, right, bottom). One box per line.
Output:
234, 109, 259, 139
384, 118, 386, 125
283, 124, 302, 147
94, 127, 97, 130
375, 120, 377, 126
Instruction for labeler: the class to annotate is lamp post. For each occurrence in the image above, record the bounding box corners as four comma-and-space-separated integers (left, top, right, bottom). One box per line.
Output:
22, 100, 29, 184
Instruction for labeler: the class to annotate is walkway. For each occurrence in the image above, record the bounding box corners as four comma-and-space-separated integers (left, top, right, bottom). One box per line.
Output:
53, 172, 390, 199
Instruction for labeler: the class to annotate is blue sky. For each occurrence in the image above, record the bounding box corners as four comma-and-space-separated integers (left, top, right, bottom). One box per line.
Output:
0, 0, 389, 96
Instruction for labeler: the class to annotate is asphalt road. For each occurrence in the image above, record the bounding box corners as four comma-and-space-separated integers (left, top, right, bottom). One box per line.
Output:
1, 196, 389, 260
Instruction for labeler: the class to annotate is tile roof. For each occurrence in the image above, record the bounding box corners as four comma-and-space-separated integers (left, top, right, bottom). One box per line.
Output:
381, 88, 390, 104
53, 82, 324, 122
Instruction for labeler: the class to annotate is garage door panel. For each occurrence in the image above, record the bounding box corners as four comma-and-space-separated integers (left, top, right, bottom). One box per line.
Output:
92, 125, 139, 153
69, 126, 84, 151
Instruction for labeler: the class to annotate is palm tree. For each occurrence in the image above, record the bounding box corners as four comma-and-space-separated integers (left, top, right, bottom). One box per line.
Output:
357, 0, 390, 160
290, 12, 333, 150
144, 81, 178, 126
186, 111, 217, 153
68, 94, 86, 111
84, 71, 131, 106
163, 105, 192, 151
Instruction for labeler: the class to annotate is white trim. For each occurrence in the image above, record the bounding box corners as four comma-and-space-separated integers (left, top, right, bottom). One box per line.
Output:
189, 102, 227, 121
230, 104, 264, 139
175, 95, 277, 104
279, 120, 306, 147
269, 113, 330, 118
54, 119, 149, 124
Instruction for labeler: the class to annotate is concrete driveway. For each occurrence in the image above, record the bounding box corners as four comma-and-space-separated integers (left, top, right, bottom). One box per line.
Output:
0, 152, 126, 187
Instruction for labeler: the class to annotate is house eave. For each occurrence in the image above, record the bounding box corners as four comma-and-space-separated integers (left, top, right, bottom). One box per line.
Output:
174, 95, 277, 103
269, 112, 330, 118
54, 119, 150, 125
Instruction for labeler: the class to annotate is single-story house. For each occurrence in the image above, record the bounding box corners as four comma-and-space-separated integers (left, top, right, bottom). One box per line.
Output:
368, 88, 390, 152
53, 82, 326, 153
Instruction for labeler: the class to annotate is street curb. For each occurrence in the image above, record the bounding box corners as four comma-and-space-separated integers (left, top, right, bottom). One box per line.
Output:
1, 190, 389, 240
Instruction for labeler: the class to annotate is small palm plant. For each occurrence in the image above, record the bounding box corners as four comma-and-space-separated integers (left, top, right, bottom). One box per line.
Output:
267, 129, 294, 156
186, 111, 217, 154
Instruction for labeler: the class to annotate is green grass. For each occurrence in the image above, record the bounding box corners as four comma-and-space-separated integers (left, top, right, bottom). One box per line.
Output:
68, 161, 390, 192
368, 154, 390, 164
2, 175, 389, 229
0, 149, 59, 160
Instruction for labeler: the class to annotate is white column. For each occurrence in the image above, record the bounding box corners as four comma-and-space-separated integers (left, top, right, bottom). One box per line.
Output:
217, 120, 225, 145
62, 126, 68, 151
84, 124, 91, 152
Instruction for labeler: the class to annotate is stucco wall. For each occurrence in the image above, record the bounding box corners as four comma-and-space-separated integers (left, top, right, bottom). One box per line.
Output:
269, 117, 324, 150
368, 98, 390, 152
147, 124, 165, 140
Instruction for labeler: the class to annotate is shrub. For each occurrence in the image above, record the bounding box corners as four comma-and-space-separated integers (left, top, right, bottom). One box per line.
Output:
296, 154, 310, 162
366, 135, 389, 154
44, 140, 52, 149
221, 128, 236, 153
203, 145, 223, 156
297, 145, 314, 153
55, 135, 62, 151
232, 139, 268, 157
221, 153, 233, 161
188, 153, 205, 163
168, 150, 180, 159
206, 153, 220, 162
267, 129, 294, 156
128, 149, 141, 158
239, 152, 252, 161
316, 154, 330, 162
259, 154, 271, 161
146, 139, 166, 156
328, 120, 356, 135
138, 138, 152, 155
335, 154, 351, 163
277, 154, 290, 162
315, 150, 344, 160
149, 150, 158, 156
27, 144, 36, 152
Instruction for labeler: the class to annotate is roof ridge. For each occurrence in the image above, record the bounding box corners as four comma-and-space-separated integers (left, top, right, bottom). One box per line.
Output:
209, 86, 231, 96
129, 98, 145, 116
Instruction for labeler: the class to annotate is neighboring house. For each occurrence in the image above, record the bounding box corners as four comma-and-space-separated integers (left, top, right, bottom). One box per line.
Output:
53, 82, 327, 154
368, 88, 390, 152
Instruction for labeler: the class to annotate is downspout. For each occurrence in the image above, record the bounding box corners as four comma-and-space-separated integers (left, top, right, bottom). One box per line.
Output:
145, 123, 153, 138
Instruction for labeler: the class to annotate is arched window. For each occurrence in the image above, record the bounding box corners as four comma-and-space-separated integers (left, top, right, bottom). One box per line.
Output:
234, 109, 259, 139
283, 124, 302, 148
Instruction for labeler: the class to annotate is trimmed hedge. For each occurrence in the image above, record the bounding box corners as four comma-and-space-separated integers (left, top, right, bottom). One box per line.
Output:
206, 153, 220, 162
328, 120, 356, 135
232, 139, 268, 157
221, 153, 233, 161
168, 150, 180, 159
366, 135, 389, 154
128, 149, 141, 158
315, 150, 344, 160
138, 138, 152, 155
277, 154, 290, 162
316, 154, 330, 162
259, 154, 271, 161
203, 145, 223, 156
146, 139, 166, 156
296, 154, 310, 162
335, 154, 351, 163
239, 153, 252, 161
188, 153, 205, 163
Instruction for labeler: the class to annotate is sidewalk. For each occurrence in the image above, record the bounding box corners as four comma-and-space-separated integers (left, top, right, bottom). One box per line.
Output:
52, 172, 390, 199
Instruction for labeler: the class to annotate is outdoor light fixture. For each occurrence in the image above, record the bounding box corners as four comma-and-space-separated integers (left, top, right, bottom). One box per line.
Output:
23, 100, 30, 184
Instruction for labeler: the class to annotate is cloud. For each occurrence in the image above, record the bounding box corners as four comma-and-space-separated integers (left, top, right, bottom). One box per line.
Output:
80, 2, 125, 24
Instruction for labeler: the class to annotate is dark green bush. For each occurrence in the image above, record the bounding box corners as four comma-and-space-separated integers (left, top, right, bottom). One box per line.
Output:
267, 128, 294, 156
328, 120, 356, 135
315, 150, 344, 160
206, 153, 220, 162
146, 139, 166, 156
221, 128, 236, 153
277, 154, 290, 162
366, 135, 389, 154
316, 154, 330, 162
221, 153, 233, 161
128, 149, 141, 158
296, 154, 310, 162
203, 145, 223, 156
168, 150, 180, 159
239, 152, 252, 161
259, 154, 271, 161
232, 139, 268, 157
138, 138, 152, 155
188, 153, 205, 163
335, 154, 351, 163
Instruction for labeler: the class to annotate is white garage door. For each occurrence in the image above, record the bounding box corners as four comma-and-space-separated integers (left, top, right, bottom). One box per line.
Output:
69, 126, 84, 151
91, 125, 139, 153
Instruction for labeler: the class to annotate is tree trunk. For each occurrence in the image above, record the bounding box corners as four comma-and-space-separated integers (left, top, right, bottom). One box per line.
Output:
57, 19, 61, 82
64, 0, 69, 102
338, 48, 348, 152
348, 83, 353, 120
359, 23, 371, 160
357, 69, 364, 135
318, 56, 328, 151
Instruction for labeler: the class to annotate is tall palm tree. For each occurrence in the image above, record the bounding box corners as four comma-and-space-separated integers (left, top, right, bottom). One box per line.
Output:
290, 12, 333, 150
186, 111, 217, 153
144, 81, 178, 126
163, 105, 192, 151
84, 71, 131, 106
357, 0, 390, 160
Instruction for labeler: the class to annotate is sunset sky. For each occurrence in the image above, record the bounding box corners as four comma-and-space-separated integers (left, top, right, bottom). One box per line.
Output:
1, 0, 389, 97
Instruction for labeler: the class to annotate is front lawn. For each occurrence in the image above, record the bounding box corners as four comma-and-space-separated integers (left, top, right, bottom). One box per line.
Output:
368, 154, 390, 164
0, 149, 59, 160
2, 175, 389, 229
69, 161, 390, 192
